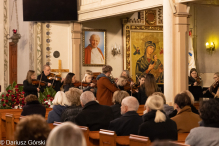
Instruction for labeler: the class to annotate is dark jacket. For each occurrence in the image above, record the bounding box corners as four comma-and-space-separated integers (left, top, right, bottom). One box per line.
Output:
169, 104, 199, 118
139, 110, 178, 142
63, 84, 75, 92
137, 86, 160, 105
61, 105, 83, 122
21, 101, 46, 117
37, 71, 63, 92
47, 105, 67, 123
110, 103, 122, 119
75, 101, 114, 131
108, 111, 143, 136
23, 80, 38, 97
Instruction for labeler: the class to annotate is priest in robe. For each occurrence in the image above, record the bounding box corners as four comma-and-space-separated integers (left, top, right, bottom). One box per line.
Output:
84, 34, 104, 64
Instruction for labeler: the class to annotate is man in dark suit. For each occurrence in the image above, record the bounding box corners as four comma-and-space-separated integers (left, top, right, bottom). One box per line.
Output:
75, 91, 114, 131
108, 96, 142, 136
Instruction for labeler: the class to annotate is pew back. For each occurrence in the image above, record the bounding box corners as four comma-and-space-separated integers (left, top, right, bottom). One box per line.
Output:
99, 129, 116, 146
129, 134, 151, 146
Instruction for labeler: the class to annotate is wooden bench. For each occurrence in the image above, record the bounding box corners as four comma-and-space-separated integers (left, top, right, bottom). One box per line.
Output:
129, 134, 151, 146
0, 108, 52, 140
170, 141, 190, 146
137, 105, 144, 116
178, 133, 189, 143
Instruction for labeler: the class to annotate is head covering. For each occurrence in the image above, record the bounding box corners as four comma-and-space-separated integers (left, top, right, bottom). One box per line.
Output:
144, 41, 156, 55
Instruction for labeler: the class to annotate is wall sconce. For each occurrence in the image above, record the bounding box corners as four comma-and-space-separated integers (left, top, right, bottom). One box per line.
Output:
206, 42, 215, 53
111, 44, 121, 56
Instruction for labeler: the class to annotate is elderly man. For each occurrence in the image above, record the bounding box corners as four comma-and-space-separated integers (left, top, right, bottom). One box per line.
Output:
84, 34, 104, 64
108, 96, 142, 136
75, 91, 114, 131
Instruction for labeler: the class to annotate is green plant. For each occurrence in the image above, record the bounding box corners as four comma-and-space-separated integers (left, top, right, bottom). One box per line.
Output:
38, 86, 56, 108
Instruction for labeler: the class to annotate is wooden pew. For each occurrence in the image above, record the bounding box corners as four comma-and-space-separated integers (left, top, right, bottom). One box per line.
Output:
99, 129, 116, 146
0, 108, 52, 140
137, 105, 144, 116
5, 114, 15, 141
178, 133, 189, 143
129, 134, 151, 146
170, 141, 190, 146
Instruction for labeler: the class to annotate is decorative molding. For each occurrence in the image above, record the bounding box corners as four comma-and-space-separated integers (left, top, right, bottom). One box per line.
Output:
45, 23, 51, 66
124, 25, 163, 71
123, 11, 145, 25
4, 0, 9, 90
36, 22, 42, 75
29, 22, 35, 70
145, 10, 156, 26
157, 7, 163, 25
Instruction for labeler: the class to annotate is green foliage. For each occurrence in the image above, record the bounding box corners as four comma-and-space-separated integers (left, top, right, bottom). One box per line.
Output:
38, 86, 56, 108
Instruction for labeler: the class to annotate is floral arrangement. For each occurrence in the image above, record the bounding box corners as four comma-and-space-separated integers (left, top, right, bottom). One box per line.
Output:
0, 82, 25, 109
39, 86, 56, 108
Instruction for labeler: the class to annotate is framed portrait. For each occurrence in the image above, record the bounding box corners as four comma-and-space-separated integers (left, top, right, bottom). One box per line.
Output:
82, 29, 106, 66
123, 25, 163, 83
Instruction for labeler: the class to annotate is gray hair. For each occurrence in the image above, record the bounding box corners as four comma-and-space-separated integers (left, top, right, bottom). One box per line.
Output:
122, 96, 139, 111
46, 122, 86, 146
90, 34, 100, 40
80, 91, 96, 105
112, 90, 129, 104
121, 70, 131, 79
53, 91, 71, 106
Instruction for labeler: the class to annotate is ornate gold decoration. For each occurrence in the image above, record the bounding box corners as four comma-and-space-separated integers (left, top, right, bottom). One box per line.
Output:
124, 25, 163, 71
145, 10, 156, 26
82, 29, 107, 66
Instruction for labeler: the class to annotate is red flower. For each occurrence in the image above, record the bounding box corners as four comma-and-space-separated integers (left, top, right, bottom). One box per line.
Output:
16, 101, 19, 104
12, 99, 15, 102
11, 95, 15, 98
7, 90, 11, 93
1, 99, 4, 102
3, 104, 6, 107
1, 94, 4, 97
13, 29, 17, 34
22, 98, 25, 101
50, 99, 53, 101
6, 94, 9, 97
5, 100, 8, 103
15, 89, 19, 91
43, 99, 46, 101
22, 91, 25, 94
12, 104, 15, 108
48, 105, 50, 107
45, 102, 48, 105
15, 85, 18, 88
22, 101, 25, 104
47, 95, 51, 97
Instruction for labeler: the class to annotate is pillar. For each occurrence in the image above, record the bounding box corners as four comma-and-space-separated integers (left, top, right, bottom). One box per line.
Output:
72, 23, 82, 81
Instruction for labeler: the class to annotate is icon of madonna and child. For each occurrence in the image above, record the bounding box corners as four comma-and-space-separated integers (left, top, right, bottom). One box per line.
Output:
135, 41, 164, 83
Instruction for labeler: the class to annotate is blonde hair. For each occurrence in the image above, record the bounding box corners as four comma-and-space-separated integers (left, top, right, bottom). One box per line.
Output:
25, 94, 38, 103
26, 70, 35, 84
53, 91, 71, 106
152, 92, 166, 104
112, 90, 129, 104
65, 88, 82, 106
15, 115, 50, 144
117, 76, 127, 86
46, 122, 86, 146
181, 90, 194, 105
215, 72, 219, 77
82, 72, 93, 82
146, 95, 166, 123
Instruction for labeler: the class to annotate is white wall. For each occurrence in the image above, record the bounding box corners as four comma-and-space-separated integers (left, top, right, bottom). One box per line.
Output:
81, 16, 126, 79
9, 0, 30, 84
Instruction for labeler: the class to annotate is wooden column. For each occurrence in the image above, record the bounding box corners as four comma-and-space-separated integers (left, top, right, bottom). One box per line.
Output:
72, 23, 82, 80
9, 42, 17, 84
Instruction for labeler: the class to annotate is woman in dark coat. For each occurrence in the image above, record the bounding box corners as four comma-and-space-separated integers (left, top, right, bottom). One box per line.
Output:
63, 73, 76, 92
23, 70, 40, 97
47, 91, 71, 123
21, 94, 46, 117
110, 90, 129, 119
61, 87, 83, 123
138, 95, 177, 142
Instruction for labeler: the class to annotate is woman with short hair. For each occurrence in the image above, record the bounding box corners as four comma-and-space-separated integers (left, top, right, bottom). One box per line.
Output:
21, 94, 46, 117
15, 115, 51, 146
138, 95, 177, 142
111, 90, 129, 119
61, 88, 83, 122
185, 99, 219, 146
171, 93, 201, 133
47, 91, 71, 123
46, 122, 86, 146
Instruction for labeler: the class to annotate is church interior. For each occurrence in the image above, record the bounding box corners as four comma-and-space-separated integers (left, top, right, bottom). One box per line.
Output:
0, 0, 219, 145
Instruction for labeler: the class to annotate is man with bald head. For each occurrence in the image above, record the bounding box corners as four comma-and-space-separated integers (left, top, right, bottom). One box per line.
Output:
84, 34, 104, 64
108, 96, 143, 136
75, 91, 114, 131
